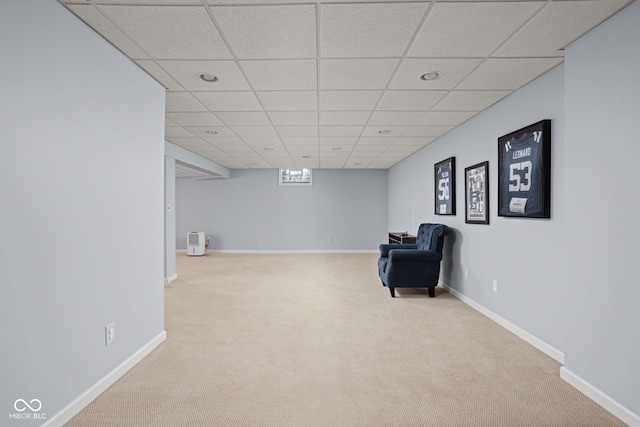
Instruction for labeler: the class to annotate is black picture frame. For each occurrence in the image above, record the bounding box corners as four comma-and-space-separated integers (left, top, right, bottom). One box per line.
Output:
434, 157, 456, 215
497, 120, 551, 218
465, 161, 489, 224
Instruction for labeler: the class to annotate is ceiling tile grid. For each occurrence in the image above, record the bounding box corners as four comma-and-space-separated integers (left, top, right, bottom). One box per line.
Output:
60, 0, 634, 172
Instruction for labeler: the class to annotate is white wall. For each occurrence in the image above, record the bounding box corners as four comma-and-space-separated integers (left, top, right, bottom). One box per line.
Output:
388, 1, 639, 423
0, 1, 166, 425
176, 169, 388, 251
562, 0, 640, 418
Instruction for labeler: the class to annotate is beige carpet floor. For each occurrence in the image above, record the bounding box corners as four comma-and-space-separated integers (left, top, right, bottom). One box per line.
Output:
66, 253, 626, 426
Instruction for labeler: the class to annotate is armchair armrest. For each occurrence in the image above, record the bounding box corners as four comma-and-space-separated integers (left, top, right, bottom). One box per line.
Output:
388, 249, 443, 263
379, 243, 417, 257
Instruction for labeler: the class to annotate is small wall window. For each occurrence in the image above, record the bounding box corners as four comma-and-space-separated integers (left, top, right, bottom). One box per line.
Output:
279, 168, 312, 186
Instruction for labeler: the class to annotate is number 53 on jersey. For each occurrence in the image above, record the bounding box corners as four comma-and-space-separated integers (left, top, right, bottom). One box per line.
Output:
497, 120, 551, 218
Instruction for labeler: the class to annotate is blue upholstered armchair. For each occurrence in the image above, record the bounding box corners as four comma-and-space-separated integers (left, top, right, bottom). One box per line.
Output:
378, 223, 449, 298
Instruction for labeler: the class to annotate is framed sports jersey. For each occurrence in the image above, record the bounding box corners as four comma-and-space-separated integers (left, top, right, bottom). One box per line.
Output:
497, 120, 551, 218
434, 157, 456, 215
465, 161, 489, 224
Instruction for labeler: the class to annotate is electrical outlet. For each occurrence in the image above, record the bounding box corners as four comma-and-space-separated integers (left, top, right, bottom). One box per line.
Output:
492, 280, 498, 293
105, 322, 115, 346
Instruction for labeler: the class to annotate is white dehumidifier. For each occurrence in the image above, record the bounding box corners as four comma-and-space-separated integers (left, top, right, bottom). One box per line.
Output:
187, 232, 206, 256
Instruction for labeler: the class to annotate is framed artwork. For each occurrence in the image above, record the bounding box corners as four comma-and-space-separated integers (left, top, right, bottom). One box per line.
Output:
434, 157, 456, 215
497, 120, 551, 218
465, 161, 489, 224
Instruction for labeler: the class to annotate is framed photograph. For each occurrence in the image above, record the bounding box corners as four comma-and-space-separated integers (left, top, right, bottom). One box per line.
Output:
434, 157, 456, 215
497, 120, 551, 218
279, 168, 312, 186
465, 161, 489, 224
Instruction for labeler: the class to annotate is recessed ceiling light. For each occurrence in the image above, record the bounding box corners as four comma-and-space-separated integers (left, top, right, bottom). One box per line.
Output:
205, 130, 219, 135
378, 129, 392, 134
420, 71, 442, 81
331, 147, 342, 151
302, 155, 310, 159
263, 147, 274, 151
198, 73, 218, 83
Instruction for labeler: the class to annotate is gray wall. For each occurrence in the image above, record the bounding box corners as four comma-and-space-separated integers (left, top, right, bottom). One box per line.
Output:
389, 62, 566, 349
563, 0, 640, 415
176, 169, 387, 251
0, 1, 166, 426
388, 1, 639, 420
165, 157, 177, 281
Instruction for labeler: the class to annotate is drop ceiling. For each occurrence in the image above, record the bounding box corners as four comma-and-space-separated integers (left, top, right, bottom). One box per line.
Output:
60, 0, 633, 170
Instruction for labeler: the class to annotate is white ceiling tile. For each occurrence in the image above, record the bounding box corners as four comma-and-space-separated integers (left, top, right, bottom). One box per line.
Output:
212, 5, 316, 59
217, 143, 253, 153
352, 144, 388, 153
389, 58, 483, 90
276, 126, 318, 137
268, 112, 318, 126
241, 60, 317, 91
458, 58, 564, 90
165, 92, 207, 112
377, 90, 447, 111
165, 112, 224, 126
321, 3, 428, 58
433, 90, 511, 111
319, 126, 364, 137
165, 127, 195, 138
344, 160, 372, 169
67, 5, 149, 60
356, 137, 398, 146
183, 126, 237, 138
408, 2, 543, 58
205, 137, 249, 149
494, 0, 631, 57
319, 145, 354, 152
231, 126, 278, 137
320, 151, 350, 159
241, 137, 284, 148
403, 126, 452, 137
166, 137, 209, 147
361, 126, 408, 137
386, 144, 423, 152
320, 111, 371, 126
99, 5, 231, 59
257, 91, 317, 111
320, 91, 382, 110
281, 137, 318, 147
136, 60, 184, 91
193, 92, 262, 111
158, 60, 250, 91
415, 112, 477, 127
321, 59, 399, 90
165, 118, 179, 127
215, 112, 271, 126
319, 137, 359, 145
348, 152, 379, 159
368, 112, 424, 126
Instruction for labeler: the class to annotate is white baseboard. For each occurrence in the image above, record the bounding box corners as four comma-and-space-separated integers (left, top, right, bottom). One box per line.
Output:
164, 273, 178, 285
560, 367, 640, 427
440, 283, 564, 364
42, 330, 167, 427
